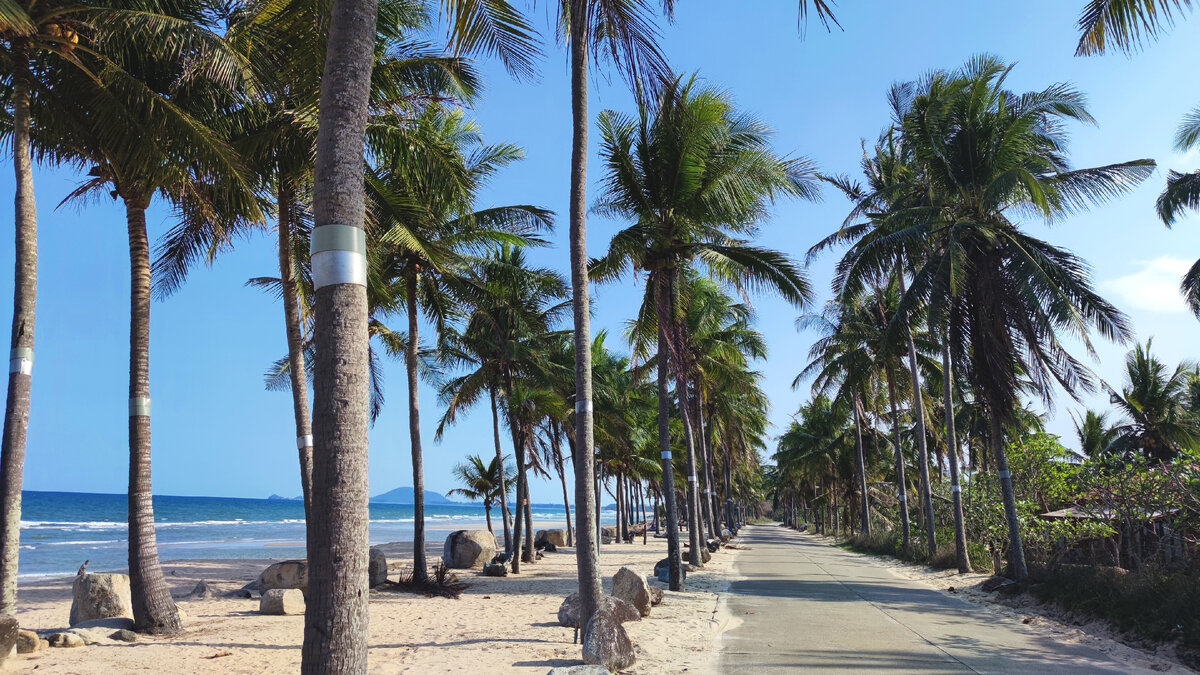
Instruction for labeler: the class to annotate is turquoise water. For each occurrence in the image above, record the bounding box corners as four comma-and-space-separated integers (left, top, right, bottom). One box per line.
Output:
18, 491, 582, 577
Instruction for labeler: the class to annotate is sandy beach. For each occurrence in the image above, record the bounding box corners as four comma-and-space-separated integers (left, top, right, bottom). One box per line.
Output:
7, 526, 738, 674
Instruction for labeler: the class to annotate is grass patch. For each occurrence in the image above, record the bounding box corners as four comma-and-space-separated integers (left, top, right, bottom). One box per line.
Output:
1030, 563, 1200, 668
841, 529, 993, 574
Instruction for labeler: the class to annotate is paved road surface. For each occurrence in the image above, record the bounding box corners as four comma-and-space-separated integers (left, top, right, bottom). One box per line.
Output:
718, 524, 1155, 674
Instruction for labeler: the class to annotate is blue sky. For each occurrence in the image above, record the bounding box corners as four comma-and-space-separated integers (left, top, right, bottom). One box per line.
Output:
2, 0, 1199, 505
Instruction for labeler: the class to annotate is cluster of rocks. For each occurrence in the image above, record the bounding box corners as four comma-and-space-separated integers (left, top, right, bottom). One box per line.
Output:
1, 574, 145, 662
556, 565, 665, 672
535, 528, 567, 552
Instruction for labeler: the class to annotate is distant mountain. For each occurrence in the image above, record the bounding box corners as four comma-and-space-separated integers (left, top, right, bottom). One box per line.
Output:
267, 494, 302, 501
370, 487, 456, 505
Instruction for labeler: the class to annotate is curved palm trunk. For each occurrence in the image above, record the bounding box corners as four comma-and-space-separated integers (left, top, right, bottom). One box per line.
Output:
723, 441, 734, 531
567, 0, 603, 635
885, 368, 912, 553
125, 197, 182, 635
897, 271, 936, 557
490, 387, 512, 552
676, 371, 704, 565
654, 276, 683, 590
553, 428, 574, 546
0, 59, 37, 616
405, 272, 428, 584
301, 0, 376, 666
276, 179, 314, 520
694, 389, 718, 540
853, 395, 870, 535
484, 501, 493, 535
942, 342, 970, 573
988, 412, 1027, 580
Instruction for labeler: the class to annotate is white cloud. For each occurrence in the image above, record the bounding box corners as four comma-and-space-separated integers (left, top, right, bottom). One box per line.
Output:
1100, 256, 1193, 314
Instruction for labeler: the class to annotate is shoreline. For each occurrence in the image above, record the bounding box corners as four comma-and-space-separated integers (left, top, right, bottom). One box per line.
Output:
11, 528, 738, 674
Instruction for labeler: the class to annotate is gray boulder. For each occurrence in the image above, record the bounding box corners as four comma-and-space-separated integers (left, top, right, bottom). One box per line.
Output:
482, 562, 508, 577
611, 566, 651, 617
369, 548, 388, 587
47, 632, 85, 648
649, 584, 664, 606
581, 608, 636, 671
535, 529, 567, 548
71, 617, 134, 632
16, 629, 46, 654
109, 629, 138, 643
260, 588, 305, 615
186, 580, 214, 599
442, 530, 496, 569
257, 560, 309, 596
70, 573, 133, 626
600, 526, 617, 545
557, 593, 641, 629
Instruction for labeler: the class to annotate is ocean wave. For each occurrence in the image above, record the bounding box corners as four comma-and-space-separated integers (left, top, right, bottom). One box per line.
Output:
40, 539, 123, 547
21, 521, 125, 531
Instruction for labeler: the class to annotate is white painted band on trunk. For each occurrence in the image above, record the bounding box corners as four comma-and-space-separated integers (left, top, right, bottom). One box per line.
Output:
951, 484, 961, 493
688, 475, 697, 482
898, 494, 907, 501
311, 249, 366, 289
297, 434, 313, 449
9, 358, 31, 375
998, 470, 1011, 479
660, 451, 672, 459
575, 399, 592, 413
129, 397, 151, 417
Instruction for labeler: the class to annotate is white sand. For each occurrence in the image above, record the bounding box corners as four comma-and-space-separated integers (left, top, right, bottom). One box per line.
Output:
7, 527, 738, 674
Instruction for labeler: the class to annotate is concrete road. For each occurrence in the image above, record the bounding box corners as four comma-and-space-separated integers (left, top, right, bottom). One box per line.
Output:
718, 524, 1154, 674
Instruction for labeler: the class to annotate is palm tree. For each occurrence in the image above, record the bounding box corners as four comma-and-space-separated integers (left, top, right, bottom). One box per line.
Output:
447, 454, 514, 535
1106, 340, 1200, 462
836, 56, 1152, 580
1157, 111, 1200, 314
0, 0, 250, 618
593, 73, 817, 581
1072, 409, 1120, 457
369, 106, 551, 583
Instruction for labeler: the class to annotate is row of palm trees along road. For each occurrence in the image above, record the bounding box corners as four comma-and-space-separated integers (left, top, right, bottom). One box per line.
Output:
1, 0, 1200, 672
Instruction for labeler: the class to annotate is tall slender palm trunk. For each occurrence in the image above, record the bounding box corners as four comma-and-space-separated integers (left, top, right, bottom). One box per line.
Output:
694, 392, 717, 540
852, 396, 870, 535
897, 270, 936, 556
988, 412, 1027, 580
301, 0, 376, 667
405, 272, 428, 584
885, 368, 911, 553
523, 479, 534, 561
676, 371, 703, 565
490, 387, 512, 552
942, 342, 970, 573
553, 429, 573, 546
0, 58, 37, 616
276, 179, 313, 520
654, 275, 683, 590
124, 197, 182, 635
722, 443, 734, 531
567, 0, 603, 634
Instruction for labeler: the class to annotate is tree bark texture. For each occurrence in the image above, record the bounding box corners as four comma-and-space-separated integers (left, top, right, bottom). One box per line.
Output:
277, 179, 314, 521
654, 275, 683, 589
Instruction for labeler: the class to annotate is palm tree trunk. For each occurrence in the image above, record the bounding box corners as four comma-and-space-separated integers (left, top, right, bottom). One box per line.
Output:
885, 368, 912, 553
485, 502, 493, 535
654, 275, 683, 590
942, 342, 970, 573
523, 473, 534, 562
405, 272, 428, 584
490, 387, 512, 552
853, 395, 870, 535
0, 55, 37, 616
676, 374, 704, 564
554, 430, 573, 547
510, 434, 525, 574
723, 441, 734, 532
567, 0, 602, 634
988, 412, 1028, 580
276, 178, 313, 520
693, 388, 717, 540
124, 197, 182, 635
896, 270, 936, 557
301, 0, 376, 664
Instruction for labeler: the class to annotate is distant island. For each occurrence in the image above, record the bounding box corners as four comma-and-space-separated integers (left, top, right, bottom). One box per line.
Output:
266, 494, 302, 501
370, 487, 457, 505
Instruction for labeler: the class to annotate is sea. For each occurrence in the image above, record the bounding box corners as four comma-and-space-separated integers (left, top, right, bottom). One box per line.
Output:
18, 491, 594, 578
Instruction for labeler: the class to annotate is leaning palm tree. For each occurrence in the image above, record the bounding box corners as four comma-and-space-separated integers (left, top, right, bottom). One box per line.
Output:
38, 24, 260, 635
447, 454, 514, 535
592, 73, 817, 583
836, 56, 1153, 580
